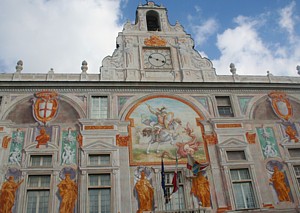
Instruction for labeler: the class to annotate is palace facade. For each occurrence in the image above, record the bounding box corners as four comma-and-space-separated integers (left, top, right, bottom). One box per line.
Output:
0, 2, 300, 213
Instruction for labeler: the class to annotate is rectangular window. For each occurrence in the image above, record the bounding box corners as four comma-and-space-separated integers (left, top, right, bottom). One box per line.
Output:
216, 96, 233, 117
230, 169, 256, 210
26, 175, 51, 213
165, 171, 185, 210
30, 155, 52, 167
91, 96, 108, 119
294, 165, 300, 186
88, 174, 111, 213
89, 154, 110, 166
288, 148, 300, 158
227, 151, 246, 161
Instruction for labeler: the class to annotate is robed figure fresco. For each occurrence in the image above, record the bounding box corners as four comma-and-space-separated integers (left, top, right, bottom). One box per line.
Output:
135, 171, 154, 213
269, 166, 291, 202
57, 173, 78, 213
191, 172, 211, 207
0, 176, 24, 213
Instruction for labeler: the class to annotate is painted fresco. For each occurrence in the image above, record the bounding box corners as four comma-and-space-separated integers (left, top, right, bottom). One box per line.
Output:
257, 127, 280, 159
238, 97, 252, 114
8, 130, 25, 166
61, 129, 77, 165
129, 97, 205, 164
266, 160, 293, 203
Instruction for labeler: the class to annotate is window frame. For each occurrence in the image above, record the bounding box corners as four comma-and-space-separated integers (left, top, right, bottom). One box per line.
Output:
25, 174, 52, 213
229, 168, 258, 210
215, 96, 234, 117
293, 165, 300, 187
90, 95, 109, 119
88, 153, 111, 167
164, 171, 186, 211
87, 172, 113, 213
29, 155, 53, 168
226, 150, 247, 162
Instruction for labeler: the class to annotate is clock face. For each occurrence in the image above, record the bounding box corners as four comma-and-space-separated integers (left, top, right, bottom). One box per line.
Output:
143, 48, 172, 69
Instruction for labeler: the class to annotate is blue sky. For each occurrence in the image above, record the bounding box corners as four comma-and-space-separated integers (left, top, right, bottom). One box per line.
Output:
0, 0, 299, 76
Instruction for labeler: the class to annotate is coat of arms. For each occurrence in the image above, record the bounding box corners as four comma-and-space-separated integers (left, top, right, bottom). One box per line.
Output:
268, 91, 292, 121
33, 91, 59, 125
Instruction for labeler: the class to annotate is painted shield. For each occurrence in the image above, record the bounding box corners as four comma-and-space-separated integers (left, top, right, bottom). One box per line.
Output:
33, 91, 59, 124
269, 91, 292, 121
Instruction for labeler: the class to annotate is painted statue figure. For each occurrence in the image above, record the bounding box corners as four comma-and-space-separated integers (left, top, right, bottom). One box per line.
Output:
263, 140, 278, 158
269, 166, 291, 202
57, 173, 78, 213
36, 127, 50, 148
135, 171, 154, 213
191, 172, 211, 207
285, 125, 299, 142
9, 147, 22, 166
62, 145, 74, 165
0, 176, 24, 213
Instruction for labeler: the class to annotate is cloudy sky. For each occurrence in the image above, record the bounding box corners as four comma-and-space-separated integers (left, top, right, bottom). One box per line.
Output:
0, 0, 299, 76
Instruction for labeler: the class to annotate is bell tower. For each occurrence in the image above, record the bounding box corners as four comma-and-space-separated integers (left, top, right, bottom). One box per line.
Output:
100, 1, 216, 82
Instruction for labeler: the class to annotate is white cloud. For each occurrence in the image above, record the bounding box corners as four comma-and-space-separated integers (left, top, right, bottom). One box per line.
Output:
212, 5, 300, 76
192, 18, 218, 46
278, 1, 297, 42
0, 0, 123, 73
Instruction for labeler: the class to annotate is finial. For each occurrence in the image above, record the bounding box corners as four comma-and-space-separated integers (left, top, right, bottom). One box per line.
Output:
267, 71, 273, 76
81, 60, 88, 73
229, 63, 236, 75
15, 60, 23, 73
297, 65, 300, 75
48, 68, 54, 74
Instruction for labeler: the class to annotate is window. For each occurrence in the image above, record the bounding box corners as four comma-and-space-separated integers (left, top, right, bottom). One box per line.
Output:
165, 172, 185, 210
294, 166, 300, 186
26, 175, 51, 213
91, 96, 108, 119
230, 169, 256, 210
89, 154, 110, 166
146, 10, 161, 31
227, 151, 246, 161
216, 96, 233, 117
288, 148, 300, 158
30, 155, 52, 167
88, 174, 111, 213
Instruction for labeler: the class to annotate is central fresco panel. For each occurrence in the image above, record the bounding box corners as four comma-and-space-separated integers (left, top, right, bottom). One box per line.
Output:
128, 96, 206, 165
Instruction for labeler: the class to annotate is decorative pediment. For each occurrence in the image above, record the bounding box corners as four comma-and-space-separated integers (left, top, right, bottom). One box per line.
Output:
24, 142, 59, 152
218, 138, 248, 149
83, 140, 117, 151
144, 35, 167, 47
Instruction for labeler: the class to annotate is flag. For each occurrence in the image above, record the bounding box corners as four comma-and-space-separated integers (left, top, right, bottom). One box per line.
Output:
171, 156, 178, 194
187, 154, 209, 176
161, 158, 168, 203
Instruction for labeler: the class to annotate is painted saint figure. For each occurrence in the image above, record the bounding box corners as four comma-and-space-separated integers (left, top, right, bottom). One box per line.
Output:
36, 127, 50, 148
191, 172, 211, 207
135, 171, 154, 213
57, 173, 78, 213
285, 125, 299, 142
270, 166, 291, 202
0, 176, 24, 213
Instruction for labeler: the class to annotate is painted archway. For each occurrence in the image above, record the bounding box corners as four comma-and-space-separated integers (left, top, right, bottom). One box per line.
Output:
125, 95, 207, 165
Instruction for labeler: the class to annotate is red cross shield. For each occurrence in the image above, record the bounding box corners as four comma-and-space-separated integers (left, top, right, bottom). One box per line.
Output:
33, 91, 58, 125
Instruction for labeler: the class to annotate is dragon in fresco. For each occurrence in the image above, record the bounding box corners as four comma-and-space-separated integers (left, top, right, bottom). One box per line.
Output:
176, 122, 201, 158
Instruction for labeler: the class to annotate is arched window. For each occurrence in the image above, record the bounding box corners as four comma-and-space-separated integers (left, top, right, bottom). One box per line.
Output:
146, 10, 161, 31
